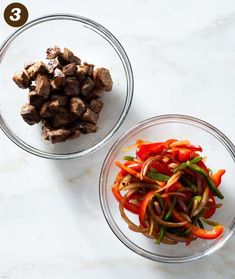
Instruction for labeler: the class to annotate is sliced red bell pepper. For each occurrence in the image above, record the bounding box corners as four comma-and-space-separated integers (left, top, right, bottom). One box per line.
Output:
119, 161, 142, 176
115, 161, 155, 183
196, 160, 208, 173
112, 185, 140, 214
136, 142, 165, 161
172, 148, 195, 162
151, 161, 173, 176
212, 169, 225, 187
166, 198, 224, 239
190, 224, 223, 239
203, 195, 216, 219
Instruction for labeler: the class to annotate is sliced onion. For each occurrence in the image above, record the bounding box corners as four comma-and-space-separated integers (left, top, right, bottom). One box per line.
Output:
169, 140, 191, 147
168, 163, 179, 169
191, 186, 209, 217
119, 174, 132, 189
177, 198, 189, 213
180, 212, 192, 222
156, 171, 183, 193
161, 192, 187, 198
140, 156, 159, 180
165, 232, 196, 243
119, 190, 149, 233
196, 174, 203, 195
161, 237, 177, 245
154, 215, 188, 228
122, 182, 160, 191
153, 201, 162, 216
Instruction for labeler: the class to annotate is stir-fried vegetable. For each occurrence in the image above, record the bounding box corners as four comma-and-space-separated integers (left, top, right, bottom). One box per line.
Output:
112, 138, 225, 245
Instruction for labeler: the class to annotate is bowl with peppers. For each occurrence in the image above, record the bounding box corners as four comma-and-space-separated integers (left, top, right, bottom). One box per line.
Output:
99, 114, 235, 263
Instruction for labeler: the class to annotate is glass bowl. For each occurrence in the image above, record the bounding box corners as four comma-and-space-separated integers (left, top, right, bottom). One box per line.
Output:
0, 14, 133, 159
99, 114, 235, 263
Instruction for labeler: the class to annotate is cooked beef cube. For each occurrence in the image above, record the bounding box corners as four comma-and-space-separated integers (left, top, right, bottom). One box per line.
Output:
29, 84, 36, 91
93, 67, 113, 92
42, 119, 52, 129
90, 98, 103, 113
70, 97, 86, 117
35, 74, 50, 98
47, 59, 62, 74
64, 78, 79, 96
39, 100, 59, 118
79, 62, 94, 76
51, 68, 66, 88
46, 129, 71, 144
21, 104, 40, 125
26, 61, 48, 79
24, 62, 34, 70
69, 128, 81, 140
51, 109, 71, 128
62, 63, 77, 76
28, 90, 44, 108
42, 127, 50, 140
83, 88, 103, 101
58, 48, 81, 65
51, 94, 68, 106
75, 69, 86, 82
46, 46, 61, 59
81, 77, 95, 96
78, 122, 98, 134
13, 71, 30, 89
81, 108, 98, 124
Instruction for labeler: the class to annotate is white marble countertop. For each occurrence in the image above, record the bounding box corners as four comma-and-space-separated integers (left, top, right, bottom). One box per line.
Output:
0, 0, 234, 278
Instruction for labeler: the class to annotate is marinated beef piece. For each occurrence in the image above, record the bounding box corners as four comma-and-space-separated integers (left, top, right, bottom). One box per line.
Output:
13, 71, 30, 89
35, 74, 50, 98
28, 90, 44, 108
26, 61, 48, 79
79, 62, 94, 76
62, 63, 77, 76
51, 109, 71, 128
78, 122, 98, 134
93, 67, 113, 92
75, 69, 86, 82
39, 100, 60, 118
83, 88, 103, 101
58, 48, 81, 65
51, 68, 66, 88
24, 62, 34, 70
47, 59, 62, 74
81, 108, 98, 124
42, 119, 52, 129
69, 128, 81, 140
70, 97, 86, 117
46, 46, 61, 59
21, 104, 40, 125
64, 78, 79, 96
46, 129, 71, 144
90, 98, 103, 113
51, 94, 68, 106
80, 77, 95, 96
13, 46, 112, 144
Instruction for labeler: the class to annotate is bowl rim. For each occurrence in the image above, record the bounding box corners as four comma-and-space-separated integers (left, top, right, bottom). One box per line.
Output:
99, 114, 235, 263
0, 13, 134, 159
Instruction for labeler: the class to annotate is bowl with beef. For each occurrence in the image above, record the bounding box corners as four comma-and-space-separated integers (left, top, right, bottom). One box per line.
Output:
0, 14, 133, 159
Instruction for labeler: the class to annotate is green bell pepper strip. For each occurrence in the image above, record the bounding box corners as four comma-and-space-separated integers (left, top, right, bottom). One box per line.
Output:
156, 226, 166, 244
180, 175, 197, 193
202, 218, 219, 227
174, 156, 202, 173
164, 197, 177, 221
186, 163, 224, 199
147, 169, 170, 182
123, 155, 135, 161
